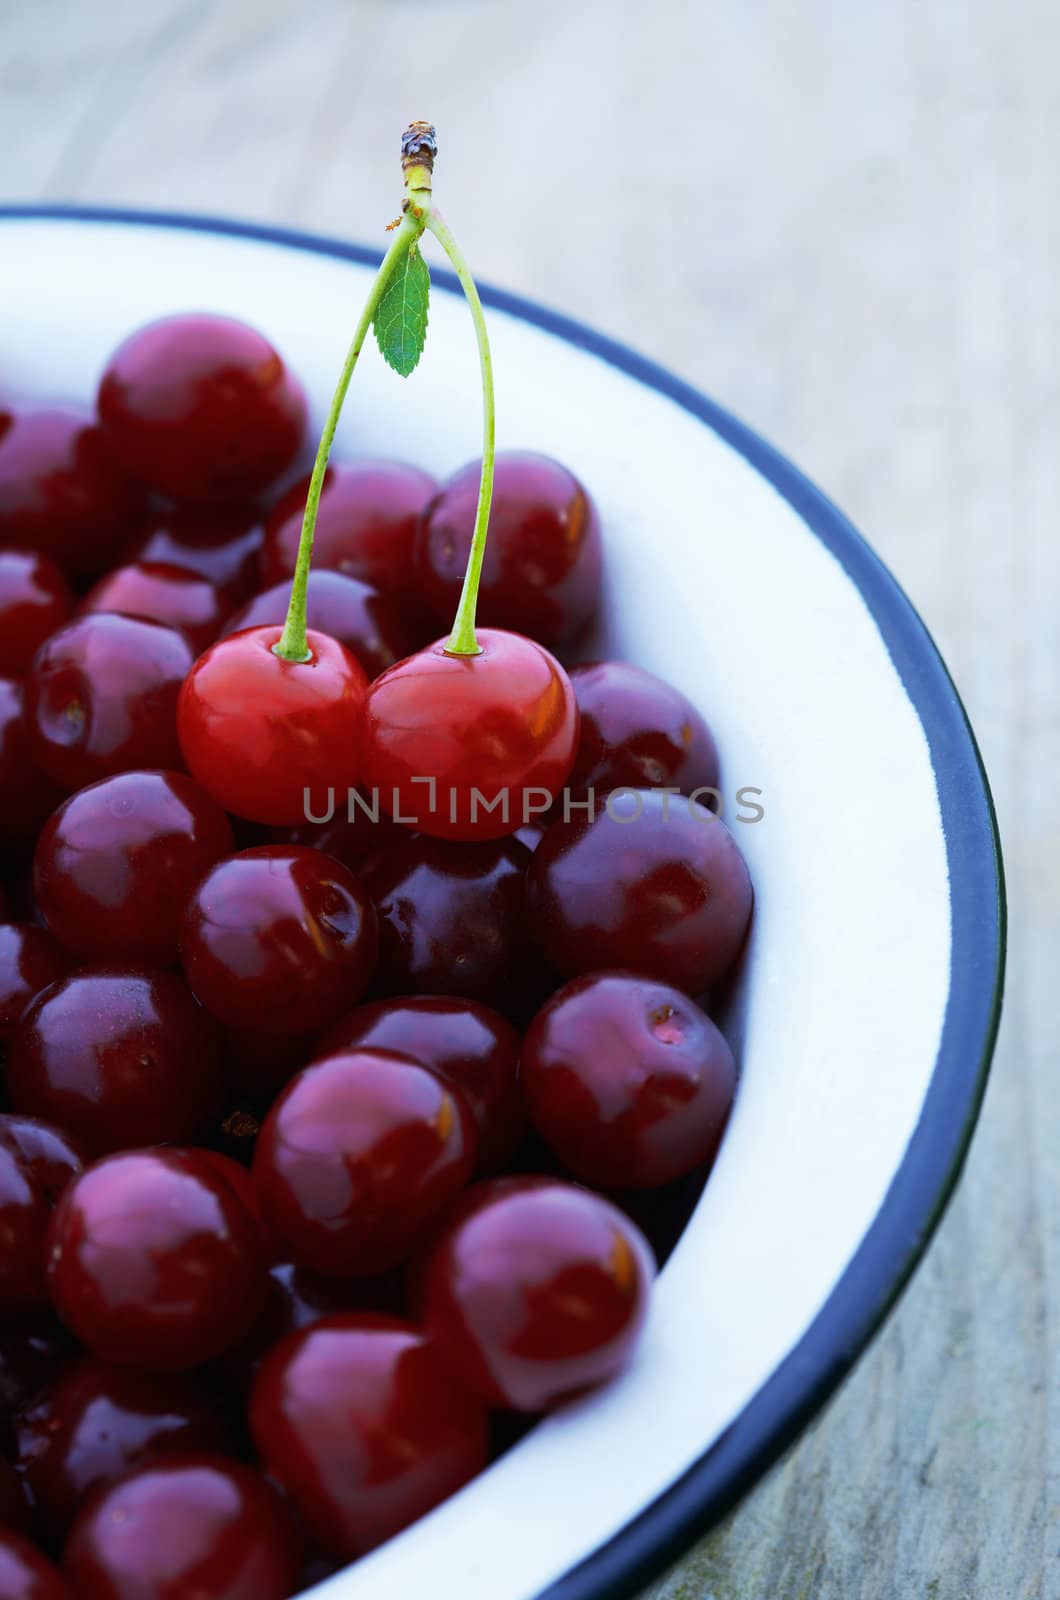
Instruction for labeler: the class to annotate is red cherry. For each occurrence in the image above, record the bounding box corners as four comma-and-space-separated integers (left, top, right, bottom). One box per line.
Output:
416, 452, 603, 645
360, 628, 579, 841
180, 846, 377, 1034
177, 625, 367, 826
97, 314, 306, 504
63, 1455, 299, 1600
26, 613, 193, 792
80, 561, 229, 654
567, 659, 720, 800
253, 1049, 476, 1277
222, 569, 421, 680
47, 1148, 268, 1370
249, 1312, 489, 1557
33, 769, 234, 965
278, 804, 410, 874
0, 407, 144, 582
0, 679, 66, 850
0, 1114, 84, 1316
420, 1176, 655, 1412
127, 506, 264, 606
0, 550, 74, 676
0, 924, 68, 1042
0, 1528, 69, 1599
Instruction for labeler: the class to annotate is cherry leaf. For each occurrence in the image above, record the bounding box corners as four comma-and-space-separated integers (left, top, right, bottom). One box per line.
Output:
373, 240, 430, 377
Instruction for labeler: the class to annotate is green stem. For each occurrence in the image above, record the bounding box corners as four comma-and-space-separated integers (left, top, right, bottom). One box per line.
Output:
425, 208, 495, 656
273, 210, 424, 663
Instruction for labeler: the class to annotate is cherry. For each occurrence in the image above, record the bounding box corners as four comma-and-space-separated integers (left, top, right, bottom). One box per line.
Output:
319, 995, 523, 1172
522, 972, 736, 1190
253, 1048, 476, 1277
249, 1312, 489, 1558
567, 660, 720, 800
0, 1114, 84, 1317
0, 1458, 30, 1535
0, 1528, 69, 1599
528, 790, 753, 994
126, 506, 264, 607
0, 407, 144, 582
63, 1455, 299, 1599
33, 770, 234, 965
47, 1148, 267, 1370
8, 969, 225, 1156
177, 626, 367, 827
222, 1261, 399, 1391
0, 551, 73, 677
0, 925, 68, 1043
278, 804, 410, 874
222, 569, 420, 680
180, 846, 377, 1034
0, 680, 65, 850
25, 613, 193, 793
360, 628, 579, 841
97, 313, 307, 505
80, 562, 229, 655
260, 460, 438, 598
16, 1359, 230, 1535
419, 1176, 654, 1412
416, 452, 603, 646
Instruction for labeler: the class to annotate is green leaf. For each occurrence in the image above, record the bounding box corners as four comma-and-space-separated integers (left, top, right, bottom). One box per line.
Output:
373, 240, 430, 377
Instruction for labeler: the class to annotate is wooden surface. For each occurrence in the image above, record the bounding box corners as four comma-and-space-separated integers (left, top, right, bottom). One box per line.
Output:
0, 2, 1050, 1595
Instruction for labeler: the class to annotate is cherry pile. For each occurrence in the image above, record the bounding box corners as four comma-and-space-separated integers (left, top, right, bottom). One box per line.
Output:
0, 309, 753, 1599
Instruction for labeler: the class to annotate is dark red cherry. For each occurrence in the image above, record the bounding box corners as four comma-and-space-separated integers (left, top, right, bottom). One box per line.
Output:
567, 660, 720, 800
97, 314, 306, 504
320, 996, 523, 1172
127, 506, 264, 607
47, 1148, 267, 1370
0, 1114, 83, 1317
420, 1176, 655, 1412
16, 1359, 230, 1535
80, 562, 229, 654
223, 569, 420, 680
177, 625, 367, 827
0, 1528, 69, 1599
0, 925, 68, 1042
63, 1455, 299, 1599
34, 770, 234, 965
0, 1458, 30, 1535
249, 1313, 489, 1557
260, 460, 438, 598
0, 550, 74, 677
522, 972, 736, 1189
529, 790, 753, 994
0, 407, 144, 582
221, 1261, 378, 1390
253, 1049, 476, 1277
8, 969, 225, 1156
180, 846, 377, 1034
26, 613, 193, 792
360, 628, 579, 841
417, 452, 602, 646
0, 680, 65, 850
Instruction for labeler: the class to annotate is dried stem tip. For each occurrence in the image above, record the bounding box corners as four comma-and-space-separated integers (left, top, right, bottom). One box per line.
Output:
401, 122, 437, 183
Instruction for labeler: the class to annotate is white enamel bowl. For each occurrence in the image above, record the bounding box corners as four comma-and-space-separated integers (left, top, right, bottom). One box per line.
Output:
0, 209, 1005, 1600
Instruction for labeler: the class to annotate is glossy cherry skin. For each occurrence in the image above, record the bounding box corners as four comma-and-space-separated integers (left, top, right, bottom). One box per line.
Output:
47, 1148, 268, 1370
180, 846, 377, 1035
178, 625, 368, 827
223, 569, 420, 681
522, 972, 737, 1190
0, 925, 68, 1042
97, 313, 307, 504
261, 460, 438, 598
567, 660, 720, 800
417, 452, 603, 646
0, 407, 144, 582
16, 1359, 230, 1535
127, 506, 264, 606
0, 1114, 84, 1317
320, 996, 523, 1172
0, 680, 66, 850
419, 1176, 655, 1412
360, 628, 579, 841
0, 1529, 70, 1599
0, 550, 74, 677
529, 790, 753, 994
249, 1312, 489, 1557
254, 1048, 476, 1277
80, 562, 229, 654
26, 613, 193, 793
63, 1454, 299, 1600
8, 969, 225, 1156
33, 769, 234, 965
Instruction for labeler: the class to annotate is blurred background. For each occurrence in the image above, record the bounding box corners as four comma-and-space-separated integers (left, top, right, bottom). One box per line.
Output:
0, 1, 1052, 1596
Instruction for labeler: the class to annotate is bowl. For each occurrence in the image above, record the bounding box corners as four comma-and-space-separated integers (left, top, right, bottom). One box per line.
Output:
0, 206, 1005, 1600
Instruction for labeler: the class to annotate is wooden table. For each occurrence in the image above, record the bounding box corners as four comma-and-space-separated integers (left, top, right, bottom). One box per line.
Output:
1, 2, 1050, 1594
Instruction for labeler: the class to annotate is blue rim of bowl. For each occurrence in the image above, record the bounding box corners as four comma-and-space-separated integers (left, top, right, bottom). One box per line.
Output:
0, 204, 1007, 1599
